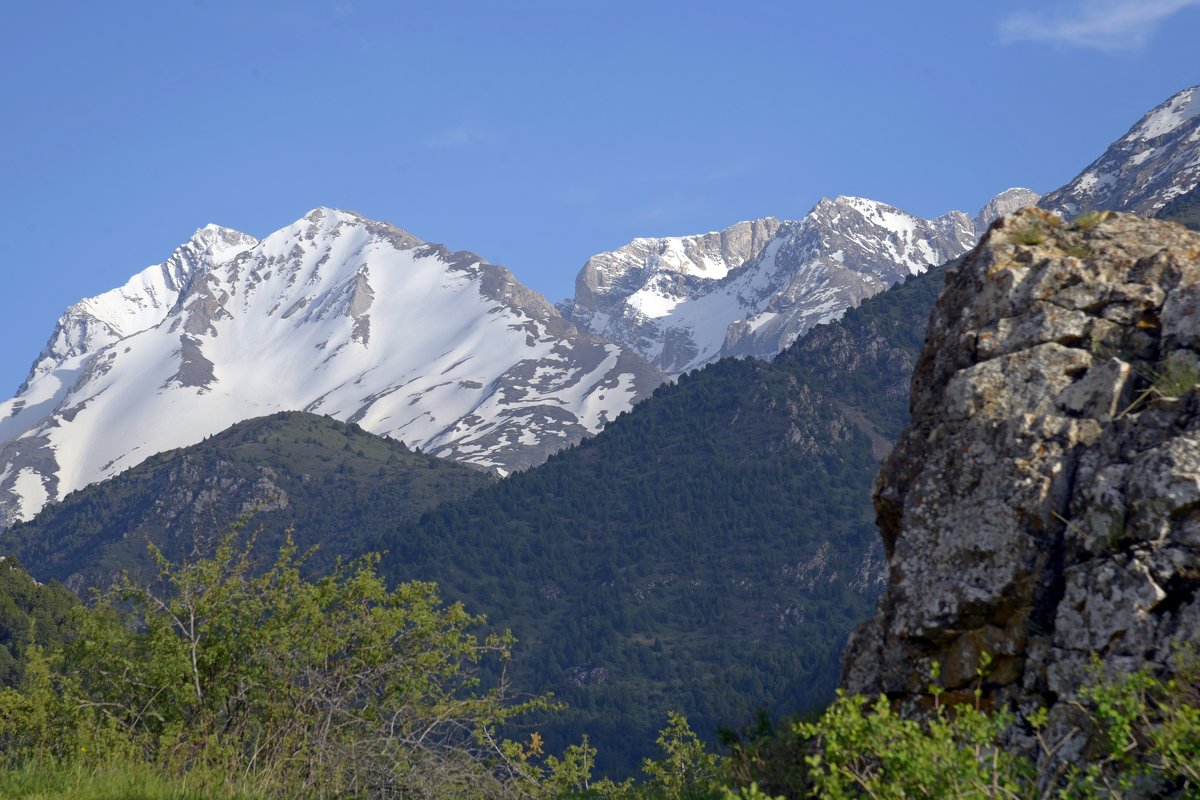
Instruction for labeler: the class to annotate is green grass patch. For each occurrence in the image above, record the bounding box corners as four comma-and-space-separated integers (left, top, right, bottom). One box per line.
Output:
0, 759, 269, 800
1010, 222, 1049, 245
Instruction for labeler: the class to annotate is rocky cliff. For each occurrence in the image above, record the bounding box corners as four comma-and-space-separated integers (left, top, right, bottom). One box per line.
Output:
842, 208, 1200, 768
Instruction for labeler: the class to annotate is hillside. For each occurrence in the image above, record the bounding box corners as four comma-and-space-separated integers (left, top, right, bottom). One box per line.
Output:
1, 412, 494, 591
376, 271, 949, 771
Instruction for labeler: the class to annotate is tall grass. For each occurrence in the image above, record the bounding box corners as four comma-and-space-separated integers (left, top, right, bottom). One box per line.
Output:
0, 758, 270, 800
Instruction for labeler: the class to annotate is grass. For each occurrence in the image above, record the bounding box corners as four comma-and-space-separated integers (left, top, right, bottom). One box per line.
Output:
1073, 210, 1109, 230
1009, 216, 1059, 245
1117, 352, 1200, 418
1150, 353, 1200, 398
0, 759, 270, 800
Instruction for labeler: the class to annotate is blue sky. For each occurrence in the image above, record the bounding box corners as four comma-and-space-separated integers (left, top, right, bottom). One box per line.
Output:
1, 0, 1197, 395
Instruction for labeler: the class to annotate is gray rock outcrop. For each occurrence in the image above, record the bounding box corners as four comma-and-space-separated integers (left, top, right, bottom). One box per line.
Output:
975, 187, 1040, 236
842, 208, 1200, 768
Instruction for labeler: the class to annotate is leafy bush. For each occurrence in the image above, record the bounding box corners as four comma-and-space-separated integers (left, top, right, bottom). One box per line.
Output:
1, 533, 553, 797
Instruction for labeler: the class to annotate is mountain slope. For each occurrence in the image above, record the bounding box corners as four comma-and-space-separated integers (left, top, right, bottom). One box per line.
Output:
560, 190, 1037, 376
1039, 85, 1200, 218
1156, 182, 1200, 231
1, 411, 494, 592
14, 224, 258, 398
0, 208, 664, 526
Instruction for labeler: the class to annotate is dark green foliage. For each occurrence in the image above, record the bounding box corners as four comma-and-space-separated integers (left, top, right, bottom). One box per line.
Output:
1157, 184, 1200, 231
2, 411, 493, 587
373, 354, 883, 774
0, 558, 76, 687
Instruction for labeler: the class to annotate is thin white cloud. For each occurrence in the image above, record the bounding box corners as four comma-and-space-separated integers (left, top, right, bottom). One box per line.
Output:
423, 125, 497, 149
1000, 0, 1200, 51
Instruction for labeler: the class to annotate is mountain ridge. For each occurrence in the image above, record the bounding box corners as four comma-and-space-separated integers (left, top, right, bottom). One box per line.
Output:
559, 189, 1039, 376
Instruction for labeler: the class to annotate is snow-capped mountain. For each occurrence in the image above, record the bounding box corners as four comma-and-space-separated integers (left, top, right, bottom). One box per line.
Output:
0, 209, 664, 526
560, 190, 1038, 375
1040, 85, 1200, 218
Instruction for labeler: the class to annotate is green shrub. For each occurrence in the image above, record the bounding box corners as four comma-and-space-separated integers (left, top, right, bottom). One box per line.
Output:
2, 532, 555, 797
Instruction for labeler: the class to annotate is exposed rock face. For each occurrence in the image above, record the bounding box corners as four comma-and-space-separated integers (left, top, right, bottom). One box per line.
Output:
557, 217, 784, 374
842, 209, 1200, 767
974, 188, 1040, 236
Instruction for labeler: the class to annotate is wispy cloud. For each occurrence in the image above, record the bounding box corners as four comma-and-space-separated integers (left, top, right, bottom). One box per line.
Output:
999, 0, 1200, 51
423, 125, 497, 149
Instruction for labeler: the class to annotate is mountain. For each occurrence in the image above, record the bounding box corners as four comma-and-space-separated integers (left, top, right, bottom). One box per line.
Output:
6, 82, 1198, 779
0, 411, 494, 593
1039, 85, 1200, 219
842, 208, 1200, 779
974, 187, 1045, 234
558, 189, 1038, 376
0, 208, 664, 527
2, 256, 953, 775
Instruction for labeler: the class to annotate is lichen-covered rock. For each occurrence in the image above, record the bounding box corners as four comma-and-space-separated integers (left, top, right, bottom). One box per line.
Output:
842, 209, 1200, 769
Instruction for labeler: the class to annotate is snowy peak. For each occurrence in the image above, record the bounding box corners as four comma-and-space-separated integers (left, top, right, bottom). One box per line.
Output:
0, 211, 664, 526
189, 223, 260, 263
566, 217, 782, 308
17, 224, 257, 393
803, 195, 976, 277
562, 191, 1029, 376
1040, 86, 1200, 218
712, 197, 978, 362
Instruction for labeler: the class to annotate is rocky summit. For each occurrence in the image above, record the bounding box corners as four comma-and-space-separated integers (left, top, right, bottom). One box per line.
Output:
842, 208, 1200, 769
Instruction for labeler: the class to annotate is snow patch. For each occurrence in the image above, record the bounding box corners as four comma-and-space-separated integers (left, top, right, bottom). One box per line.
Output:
1128, 87, 1200, 141
11, 468, 49, 523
